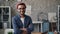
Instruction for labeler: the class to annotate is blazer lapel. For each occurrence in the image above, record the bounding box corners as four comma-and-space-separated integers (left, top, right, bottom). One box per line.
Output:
17, 15, 23, 27
24, 16, 27, 28
17, 15, 28, 28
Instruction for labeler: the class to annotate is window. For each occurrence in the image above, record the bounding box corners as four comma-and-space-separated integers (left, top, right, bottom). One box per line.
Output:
0, 6, 11, 29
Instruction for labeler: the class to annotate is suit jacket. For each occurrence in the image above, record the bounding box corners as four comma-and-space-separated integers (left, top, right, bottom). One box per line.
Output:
12, 15, 34, 34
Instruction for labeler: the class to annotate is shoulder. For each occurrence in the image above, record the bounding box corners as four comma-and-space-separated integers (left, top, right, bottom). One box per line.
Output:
25, 15, 31, 19
25, 15, 32, 20
12, 15, 19, 20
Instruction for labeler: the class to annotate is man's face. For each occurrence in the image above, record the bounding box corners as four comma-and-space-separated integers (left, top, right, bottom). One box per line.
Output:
17, 5, 26, 15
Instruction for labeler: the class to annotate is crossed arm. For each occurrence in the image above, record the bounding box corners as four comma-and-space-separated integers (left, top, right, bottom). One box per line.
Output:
12, 17, 34, 34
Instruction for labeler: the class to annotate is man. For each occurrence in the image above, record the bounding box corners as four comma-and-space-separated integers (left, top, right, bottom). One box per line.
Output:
12, 2, 34, 34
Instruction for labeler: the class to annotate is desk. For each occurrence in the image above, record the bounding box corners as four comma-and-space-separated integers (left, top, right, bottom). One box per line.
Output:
33, 21, 49, 33
31, 32, 42, 34
33, 21, 43, 32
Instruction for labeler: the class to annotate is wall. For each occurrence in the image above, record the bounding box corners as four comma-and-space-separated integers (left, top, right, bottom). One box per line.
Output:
0, 0, 60, 21
22, 0, 60, 21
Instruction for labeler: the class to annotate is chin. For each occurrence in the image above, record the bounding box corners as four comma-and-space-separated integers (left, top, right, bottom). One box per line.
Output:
21, 14, 24, 15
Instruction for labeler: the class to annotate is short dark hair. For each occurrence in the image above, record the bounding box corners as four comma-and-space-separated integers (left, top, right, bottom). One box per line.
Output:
16, 2, 26, 9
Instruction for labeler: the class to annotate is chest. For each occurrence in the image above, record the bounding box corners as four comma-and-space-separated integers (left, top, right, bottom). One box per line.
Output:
16, 17, 30, 28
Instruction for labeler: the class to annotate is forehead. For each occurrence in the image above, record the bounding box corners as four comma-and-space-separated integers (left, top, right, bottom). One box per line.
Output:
18, 5, 25, 8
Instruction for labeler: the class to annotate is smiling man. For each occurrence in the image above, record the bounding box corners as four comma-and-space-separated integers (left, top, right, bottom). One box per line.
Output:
12, 2, 34, 34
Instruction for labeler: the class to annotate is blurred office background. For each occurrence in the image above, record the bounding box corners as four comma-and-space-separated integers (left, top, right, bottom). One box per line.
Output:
0, 0, 60, 34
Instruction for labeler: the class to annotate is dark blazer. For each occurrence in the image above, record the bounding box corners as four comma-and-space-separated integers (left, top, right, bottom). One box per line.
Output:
12, 15, 34, 34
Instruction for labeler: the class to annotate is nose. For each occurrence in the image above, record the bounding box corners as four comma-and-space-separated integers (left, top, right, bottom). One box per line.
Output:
20, 9, 24, 12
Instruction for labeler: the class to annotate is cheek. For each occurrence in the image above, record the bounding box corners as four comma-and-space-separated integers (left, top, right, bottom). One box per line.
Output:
17, 9, 20, 12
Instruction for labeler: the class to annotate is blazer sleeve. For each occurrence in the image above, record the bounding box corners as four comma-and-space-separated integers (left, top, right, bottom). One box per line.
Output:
27, 17, 34, 32
12, 17, 21, 34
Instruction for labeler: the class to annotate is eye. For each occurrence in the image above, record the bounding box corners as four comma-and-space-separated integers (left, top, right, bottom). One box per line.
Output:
23, 8, 25, 9
21, 8, 25, 9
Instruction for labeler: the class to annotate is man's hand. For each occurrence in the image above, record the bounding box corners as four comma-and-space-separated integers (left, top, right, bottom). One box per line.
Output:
20, 28, 27, 31
20, 28, 27, 34
22, 30, 27, 34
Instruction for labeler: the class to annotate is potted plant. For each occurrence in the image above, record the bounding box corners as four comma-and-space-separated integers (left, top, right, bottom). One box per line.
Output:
8, 32, 13, 34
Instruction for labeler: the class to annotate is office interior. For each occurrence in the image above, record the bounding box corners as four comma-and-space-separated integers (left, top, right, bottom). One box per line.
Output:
0, 0, 60, 34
